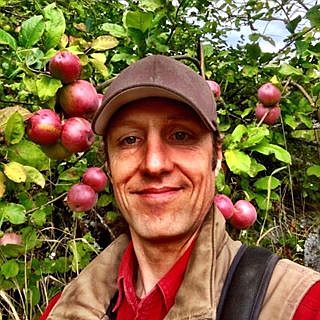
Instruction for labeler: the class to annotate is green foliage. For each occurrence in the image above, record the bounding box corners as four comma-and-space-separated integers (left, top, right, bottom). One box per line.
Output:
0, 0, 319, 318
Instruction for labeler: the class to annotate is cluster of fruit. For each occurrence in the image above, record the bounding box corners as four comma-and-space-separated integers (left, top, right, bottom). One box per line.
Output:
25, 51, 109, 212
26, 51, 104, 160
213, 194, 257, 229
67, 167, 108, 212
255, 82, 282, 125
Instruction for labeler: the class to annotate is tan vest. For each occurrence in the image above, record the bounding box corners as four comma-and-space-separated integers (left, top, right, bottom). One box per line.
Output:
48, 208, 320, 319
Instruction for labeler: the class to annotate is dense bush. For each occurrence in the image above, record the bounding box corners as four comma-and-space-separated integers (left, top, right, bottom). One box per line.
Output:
0, 1, 319, 318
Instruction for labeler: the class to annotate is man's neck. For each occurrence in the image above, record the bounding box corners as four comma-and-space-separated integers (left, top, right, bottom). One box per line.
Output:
131, 232, 198, 298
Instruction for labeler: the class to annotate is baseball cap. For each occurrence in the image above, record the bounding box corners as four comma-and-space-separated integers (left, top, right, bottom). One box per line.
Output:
92, 55, 217, 135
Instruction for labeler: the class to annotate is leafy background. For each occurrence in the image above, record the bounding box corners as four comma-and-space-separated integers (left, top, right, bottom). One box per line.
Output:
0, 0, 319, 318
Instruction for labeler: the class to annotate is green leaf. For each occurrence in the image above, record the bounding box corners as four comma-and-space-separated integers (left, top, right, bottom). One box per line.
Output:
254, 176, 281, 190
101, 23, 127, 38
43, 3, 66, 49
240, 126, 269, 149
286, 16, 302, 33
246, 43, 261, 59
306, 5, 320, 27
4, 112, 25, 145
284, 115, 299, 129
3, 162, 26, 183
21, 226, 38, 251
249, 33, 260, 42
110, 53, 138, 64
224, 149, 251, 174
1, 203, 26, 224
23, 166, 46, 188
312, 82, 320, 96
125, 11, 153, 33
231, 124, 247, 143
31, 208, 47, 226
253, 143, 292, 164
59, 167, 83, 182
139, 0, 163, 11
248, 158, 266, 178
1, 260, 19, 279
297, 113, 313, 129
279, 64, 303, 76
36, 75, 62, 101
97, 194, 113, 207
242, 65, 258, 77
307, 165, 320, 177
7, 140, 50, 171
19, 15, 45, 48
0, 29, 17, 50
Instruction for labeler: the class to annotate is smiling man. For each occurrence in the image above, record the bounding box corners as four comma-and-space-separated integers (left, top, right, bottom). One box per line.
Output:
43, 55, 320, 320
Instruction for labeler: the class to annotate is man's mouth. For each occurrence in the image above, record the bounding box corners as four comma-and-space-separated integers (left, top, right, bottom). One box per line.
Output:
133, 186, 183, 200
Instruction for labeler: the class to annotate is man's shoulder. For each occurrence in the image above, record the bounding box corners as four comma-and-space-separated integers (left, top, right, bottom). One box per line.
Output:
259, 257, 320, 320
45, 234, 130, 319
98, 234, 130, 261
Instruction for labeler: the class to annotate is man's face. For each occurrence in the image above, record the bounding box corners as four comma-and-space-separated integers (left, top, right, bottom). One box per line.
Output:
106, 98, 220, 244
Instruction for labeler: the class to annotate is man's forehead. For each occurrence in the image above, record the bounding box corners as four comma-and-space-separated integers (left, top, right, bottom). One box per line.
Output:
106, 97, 206, 129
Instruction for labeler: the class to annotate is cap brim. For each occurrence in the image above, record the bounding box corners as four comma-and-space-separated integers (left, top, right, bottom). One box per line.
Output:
92, 85, 216, 135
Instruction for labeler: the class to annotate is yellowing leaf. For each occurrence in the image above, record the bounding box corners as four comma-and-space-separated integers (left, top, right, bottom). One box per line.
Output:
0, 172, 6, 198
24, 166, 46, 188
0, 106, 31, 130
90, 58, 109, 78
74, 22, 87, 32
90, 53, 106, 64
91, 36, 119, 51
3, 162, 26, 183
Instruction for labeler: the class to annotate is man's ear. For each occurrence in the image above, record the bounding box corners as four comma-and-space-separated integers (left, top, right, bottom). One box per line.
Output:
104, 162, 113, 183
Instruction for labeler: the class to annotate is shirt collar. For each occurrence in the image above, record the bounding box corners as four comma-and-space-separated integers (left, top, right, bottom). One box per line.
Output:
113, 238, 196, 312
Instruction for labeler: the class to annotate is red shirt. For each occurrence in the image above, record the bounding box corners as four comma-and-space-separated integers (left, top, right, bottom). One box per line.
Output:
113, 241, 195, 320
40, 256, 320, 320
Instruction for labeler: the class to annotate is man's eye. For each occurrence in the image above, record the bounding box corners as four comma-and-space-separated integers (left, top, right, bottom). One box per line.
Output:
121, 136, 137, 145
172, 131, 189, 141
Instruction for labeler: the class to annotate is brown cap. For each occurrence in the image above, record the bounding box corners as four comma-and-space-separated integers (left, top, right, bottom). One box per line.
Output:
92, 55, 217, 135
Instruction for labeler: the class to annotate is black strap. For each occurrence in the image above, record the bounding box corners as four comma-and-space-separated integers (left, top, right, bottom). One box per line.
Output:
216, 244, 279, 320
105, 292, 118, 320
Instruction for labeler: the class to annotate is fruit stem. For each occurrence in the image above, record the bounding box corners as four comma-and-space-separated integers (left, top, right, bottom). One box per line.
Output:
257, 108, 270, 127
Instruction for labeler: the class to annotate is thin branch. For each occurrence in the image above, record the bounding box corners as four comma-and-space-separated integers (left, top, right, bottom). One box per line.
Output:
199, 43, 206, 79
0, 99, 34, 106
165, 0, 186, 45
290, 80, 316, 109
96, 76, 117, 92
171, 55, 201, 73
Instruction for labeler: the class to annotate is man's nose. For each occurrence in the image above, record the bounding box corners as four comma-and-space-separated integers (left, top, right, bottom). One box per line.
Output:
141, 134, 173, 176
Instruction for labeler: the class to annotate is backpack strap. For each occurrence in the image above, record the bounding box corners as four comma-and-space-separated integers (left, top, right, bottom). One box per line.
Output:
216, 244, 280, 320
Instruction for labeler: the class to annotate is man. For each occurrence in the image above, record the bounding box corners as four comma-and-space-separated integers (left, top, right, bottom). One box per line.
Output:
43, 55, 320, 319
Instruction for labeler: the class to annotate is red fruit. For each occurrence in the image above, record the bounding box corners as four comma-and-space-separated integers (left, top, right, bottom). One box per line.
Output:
49, 51, 82, 84
214, 194, 234, 219
255, 103, 281, 125
0, 232, 22, 246
206, 80, 221, 99
41, 141, 73, 160
66, 183, 97, 212
257, 83, 281, 107
61, 117, 95, 153
26, 109, 62, 145
230, 200, 257, 229
82, 167, 108, 192
59, 80, 99, 119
